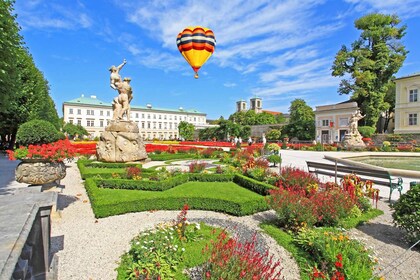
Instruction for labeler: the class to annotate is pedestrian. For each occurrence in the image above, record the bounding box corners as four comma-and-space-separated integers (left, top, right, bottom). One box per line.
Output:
248, 137, 252, 146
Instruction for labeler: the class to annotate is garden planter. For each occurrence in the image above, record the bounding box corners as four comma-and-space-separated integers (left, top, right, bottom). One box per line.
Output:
15, 159, 66, 185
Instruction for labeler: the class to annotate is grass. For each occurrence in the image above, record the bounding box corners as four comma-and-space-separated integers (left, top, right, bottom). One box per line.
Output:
86, 180, 268, 218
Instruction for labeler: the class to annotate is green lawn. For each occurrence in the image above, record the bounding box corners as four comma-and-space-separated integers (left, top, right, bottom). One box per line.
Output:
86, 180, 268, 218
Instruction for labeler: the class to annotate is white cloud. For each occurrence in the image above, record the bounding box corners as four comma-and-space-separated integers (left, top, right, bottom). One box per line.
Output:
344, 0, 420, 18
15, 1, 92, 30
223, 82, 237, 88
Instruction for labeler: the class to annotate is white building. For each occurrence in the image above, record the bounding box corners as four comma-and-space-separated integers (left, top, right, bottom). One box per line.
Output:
62, 95, 208, 140
315, 101, 358, 144
394, 73, 420, 134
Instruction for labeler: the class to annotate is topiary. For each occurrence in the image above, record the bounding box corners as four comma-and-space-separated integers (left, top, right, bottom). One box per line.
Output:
358, 126, 376, 137
391, 184, 420, 244
16, 119, 61, 146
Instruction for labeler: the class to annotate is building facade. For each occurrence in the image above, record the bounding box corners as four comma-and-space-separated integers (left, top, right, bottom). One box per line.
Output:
394, 73, 420, 134
62, 95, 207, 140
314, 101, 359, 144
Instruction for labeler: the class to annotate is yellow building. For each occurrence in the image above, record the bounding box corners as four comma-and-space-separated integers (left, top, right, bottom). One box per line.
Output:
394, 73, 420, 134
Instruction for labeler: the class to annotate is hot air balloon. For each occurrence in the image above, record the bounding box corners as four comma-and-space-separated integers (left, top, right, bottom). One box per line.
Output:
176, 26, 216, 78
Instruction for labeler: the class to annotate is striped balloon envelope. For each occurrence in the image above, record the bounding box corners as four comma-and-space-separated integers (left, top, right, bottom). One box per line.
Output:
176, 26, 216, 78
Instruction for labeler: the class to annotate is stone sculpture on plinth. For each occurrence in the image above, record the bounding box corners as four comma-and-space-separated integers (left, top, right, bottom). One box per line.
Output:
96, 59, 148, 162
342, 109, 366, 149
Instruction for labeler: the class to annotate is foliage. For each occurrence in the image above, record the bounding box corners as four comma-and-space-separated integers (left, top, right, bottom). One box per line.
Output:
188, 161, 207, 173
332, 13, 407, 128
267, 143, 280, 152
278, 166, 319, 189
126, 166, 142, 180
229, 110, 278, 126
266, 154, 282, 167
266, 129, 281, 140
201, 230, 282, 279
283, 99, 315, 140
178, 121, 195, 140
358, 126, 376, 137
16, 119, 61, 146
0, 1, 60, 147
118, 206, 202, 279
7, 139, 76, 162
392, 184, 420, 243
63, 123, 88, 139
293, 228, 379, 279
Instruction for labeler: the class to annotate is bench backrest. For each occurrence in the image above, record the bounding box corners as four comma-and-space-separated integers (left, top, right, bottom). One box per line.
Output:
306, 161, 390, 180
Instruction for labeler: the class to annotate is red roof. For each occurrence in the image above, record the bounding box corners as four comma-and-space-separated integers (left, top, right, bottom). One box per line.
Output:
262, 110, 281, 116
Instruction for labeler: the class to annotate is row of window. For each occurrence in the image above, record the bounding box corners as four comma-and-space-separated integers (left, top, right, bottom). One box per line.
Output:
318, 118, 349, 127
68, 118, 184, 129
68, 108, 204, 122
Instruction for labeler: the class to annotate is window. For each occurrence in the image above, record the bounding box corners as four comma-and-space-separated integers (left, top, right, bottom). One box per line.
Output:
69, 119, 74, 124
159, 115, 161, 119
322, 120, 329, 127
100, 110, 103, 116
409, 89, 418, 102
86, 109, 94, 115
69, 108, 73, 114
142, 122, 145, 129
87, 119, 94, 127
107, 111, 110, 117
100, 120, 104, 127
159, 123, 162, 129
136, 113, 139, 118
77, 109, 81, 115
339, 118, 349, 126
77, 119, 82, 125
153, 122, 156, 129
142, 113, 145, 118
175, 116, 177, 120
164, 115, 167, 120
147, 114, 150, 119
147, 122, 151, 129
409, 113, 418, 126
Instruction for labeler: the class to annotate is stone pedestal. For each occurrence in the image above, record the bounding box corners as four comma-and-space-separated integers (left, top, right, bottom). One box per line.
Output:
96, 120, 148, 162
342, 133, 366, 149
15, 160, 66, 185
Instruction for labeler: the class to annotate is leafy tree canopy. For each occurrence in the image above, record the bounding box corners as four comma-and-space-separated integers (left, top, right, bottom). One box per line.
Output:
178, 121, 195, 140
283, 99, 315, 140
332, 13, 407, 127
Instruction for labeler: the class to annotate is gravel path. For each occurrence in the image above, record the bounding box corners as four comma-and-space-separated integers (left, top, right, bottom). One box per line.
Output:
348, 199, 420, 280
50, 160, 420, 280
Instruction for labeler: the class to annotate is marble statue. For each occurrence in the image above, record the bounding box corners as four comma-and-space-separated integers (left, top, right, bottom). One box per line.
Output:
109, 59, 133, 121
342, 109, 366, 148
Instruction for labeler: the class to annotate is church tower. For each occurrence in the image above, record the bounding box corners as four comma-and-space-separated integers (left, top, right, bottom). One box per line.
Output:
236, 100, 247, 112
250, 97, 262, 113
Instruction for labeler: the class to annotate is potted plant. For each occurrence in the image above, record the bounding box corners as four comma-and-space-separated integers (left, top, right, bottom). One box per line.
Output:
6, 120, 74, 185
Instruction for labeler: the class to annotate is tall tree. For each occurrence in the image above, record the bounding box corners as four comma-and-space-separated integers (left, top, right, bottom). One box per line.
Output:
0, 0, 22, 111
283, 99, 315, 140
332, 13, 407, 128
0, 0, 60, 146
178, 121, 195, 140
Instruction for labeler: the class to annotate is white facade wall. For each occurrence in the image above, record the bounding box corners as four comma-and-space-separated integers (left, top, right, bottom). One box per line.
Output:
63, 96, 207, 140
394, 74, 420, 134
315, 102, 359, 144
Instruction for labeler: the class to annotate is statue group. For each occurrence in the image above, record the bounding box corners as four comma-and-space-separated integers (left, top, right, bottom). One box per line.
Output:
109, 59, 133, 121
96, 59, 148, 163
342, 109, 366, 148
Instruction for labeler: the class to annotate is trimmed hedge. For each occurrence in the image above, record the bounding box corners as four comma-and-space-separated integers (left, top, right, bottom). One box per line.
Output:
233, 174, 277, 195
85, 162, 143, 169
96, 174, 190, 191
85, 179, 268, 218
148, 153, 199, 161
16, 119, 62, 146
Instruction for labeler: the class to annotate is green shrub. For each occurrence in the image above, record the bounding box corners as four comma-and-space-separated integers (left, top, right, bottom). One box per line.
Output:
293, 228, 379, 279
392, 184, 420, 243
16, 119, 61, 145
267, 154, 282, 167
233, 174, 276, 195
149, 153, 198, 161
358, 126, 375, 137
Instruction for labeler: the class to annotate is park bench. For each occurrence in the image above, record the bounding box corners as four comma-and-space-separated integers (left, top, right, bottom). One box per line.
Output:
306, 160, 403, 202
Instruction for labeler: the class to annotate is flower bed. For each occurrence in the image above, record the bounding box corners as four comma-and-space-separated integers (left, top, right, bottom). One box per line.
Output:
7, 139, 76, 162
70, 141, 97, 155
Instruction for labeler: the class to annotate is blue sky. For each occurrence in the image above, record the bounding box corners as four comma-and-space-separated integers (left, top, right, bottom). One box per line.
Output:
14, 0, 420, 120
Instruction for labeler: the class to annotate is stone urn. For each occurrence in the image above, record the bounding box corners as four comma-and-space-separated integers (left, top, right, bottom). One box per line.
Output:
15, 159, 66, 185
